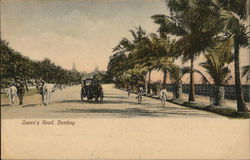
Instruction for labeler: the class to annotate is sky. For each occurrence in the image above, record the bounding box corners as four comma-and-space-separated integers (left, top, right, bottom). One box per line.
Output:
1, 0, 168, 72
1, 0, 249, 83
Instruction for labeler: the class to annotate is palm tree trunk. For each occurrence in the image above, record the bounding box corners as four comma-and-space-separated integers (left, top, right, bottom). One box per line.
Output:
173, 82, 182, 99
213, 85, 225, 106
234, 41, 248, 112
188, 58, 195, 102
147, 70, 152, 94
162, 70, 167, 89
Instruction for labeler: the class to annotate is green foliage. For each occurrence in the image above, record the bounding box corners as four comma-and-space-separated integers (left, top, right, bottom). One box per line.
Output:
108, 25, 176, 88
241, 65, 250, 78
198, 38, 233, 85
0, 39, 83, 87
94, 72, 113, 84
218, 0, 247, 20
241, 65, 250, 83
154, 0, 224, 62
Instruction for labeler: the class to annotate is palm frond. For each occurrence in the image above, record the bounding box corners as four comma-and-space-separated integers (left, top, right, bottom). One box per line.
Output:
241, 65, 250, 78
218, 0, 247, 20
151, 14, 188, 36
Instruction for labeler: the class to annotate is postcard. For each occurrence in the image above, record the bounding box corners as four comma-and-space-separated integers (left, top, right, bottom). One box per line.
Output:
1, 0, 249, 159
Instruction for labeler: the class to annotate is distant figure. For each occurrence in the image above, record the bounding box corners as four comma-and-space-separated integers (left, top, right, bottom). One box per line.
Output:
160, 88, 167, 107
6, 84, 17, 105
16, 82, 25, 106
39, 80, 45, 104
95, 82, 104, 102
92, 75, 98, 86
127, 85, 132, 97
136, 86, 144, 104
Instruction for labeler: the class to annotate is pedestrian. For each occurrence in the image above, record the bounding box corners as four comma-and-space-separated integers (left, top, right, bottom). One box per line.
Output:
160, 87, 167, 107
16, 81, 25, 106
136, 86, 144, 104
127, 85, 132, 97
39, 80, 45, 104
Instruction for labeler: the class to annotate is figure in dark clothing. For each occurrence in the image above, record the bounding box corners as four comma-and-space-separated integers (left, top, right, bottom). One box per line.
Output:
39, 80, 45, 103
16, 82, 25, 105
92, 75, 98, 86
127, 85, 132, 97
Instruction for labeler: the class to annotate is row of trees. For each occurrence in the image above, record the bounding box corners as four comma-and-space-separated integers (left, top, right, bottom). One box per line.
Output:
107, 0, 249, 112
1, 39, 83, 88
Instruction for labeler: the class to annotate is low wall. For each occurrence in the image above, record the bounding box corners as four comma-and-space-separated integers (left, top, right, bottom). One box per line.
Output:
165, 84, 250, 102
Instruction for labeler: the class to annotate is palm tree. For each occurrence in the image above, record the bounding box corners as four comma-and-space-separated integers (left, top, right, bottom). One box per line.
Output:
132, 33, 159, 94
197, 38, 233, 105
217, 0, 249, 112
113, 26, 146, 54
125, 68, 147, 89
132, 56, 158, 94
241, 65, 250, 84
154, 57, 173, 89
109, 26, 148, 88
168, 64, 192, 100
132, 33, 174, 94
107, 52, 128, 87
152, 0, 223, 102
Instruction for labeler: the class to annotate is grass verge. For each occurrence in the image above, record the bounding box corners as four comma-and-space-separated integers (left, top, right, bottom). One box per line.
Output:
171, 99, 249, 118
116, 88, 250, 118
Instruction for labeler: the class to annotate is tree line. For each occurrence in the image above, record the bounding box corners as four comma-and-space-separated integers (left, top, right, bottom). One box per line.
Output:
0, 39, 83, 88
107, 0, 250, 112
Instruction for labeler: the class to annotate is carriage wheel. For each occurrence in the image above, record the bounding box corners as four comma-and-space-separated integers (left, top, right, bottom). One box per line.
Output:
94, 95, 98, 102
100, 92, 104, 102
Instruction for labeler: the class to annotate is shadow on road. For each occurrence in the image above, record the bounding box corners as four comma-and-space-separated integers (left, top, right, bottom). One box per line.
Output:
22, 104, 40, 107
56, 100, 84, 103
55, 99, 142, 105
104, 96, 128, 99
55, 107, 218, 118
1, 104, 11, 107
56, 108, 160, 117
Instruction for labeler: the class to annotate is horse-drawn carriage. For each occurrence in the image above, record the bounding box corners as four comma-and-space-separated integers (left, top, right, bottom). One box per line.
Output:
81, 78, 103, 102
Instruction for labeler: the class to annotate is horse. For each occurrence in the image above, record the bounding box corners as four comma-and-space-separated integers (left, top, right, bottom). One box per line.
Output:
41, 83, 55, 106
159, 89, 167, 107
6, 86, 17, 105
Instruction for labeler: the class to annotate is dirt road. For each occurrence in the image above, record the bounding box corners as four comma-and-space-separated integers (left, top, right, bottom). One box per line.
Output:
2, 84, 250, 159
1, 84, 222, 118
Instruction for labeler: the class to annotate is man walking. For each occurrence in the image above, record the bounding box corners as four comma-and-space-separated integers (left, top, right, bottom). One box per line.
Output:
127, 85, 132, 97
39, 80, 45, 105
160, 87, 167, 107
136, 86, 144, 104
16, 81, 26, 106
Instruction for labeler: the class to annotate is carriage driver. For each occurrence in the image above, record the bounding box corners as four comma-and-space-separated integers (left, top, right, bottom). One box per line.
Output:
92, 75, 98, 86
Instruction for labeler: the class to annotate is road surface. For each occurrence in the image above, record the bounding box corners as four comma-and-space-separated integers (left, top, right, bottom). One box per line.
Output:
1, 84, 222, 118
2, 84, 250, 159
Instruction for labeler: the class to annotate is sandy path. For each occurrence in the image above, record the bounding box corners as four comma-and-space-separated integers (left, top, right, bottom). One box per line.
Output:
2, 85, 249, 159
1, 84, 222, 118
